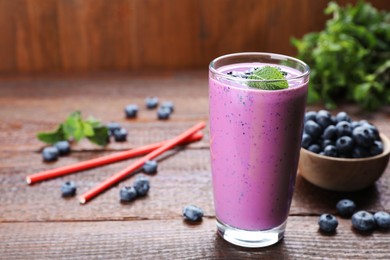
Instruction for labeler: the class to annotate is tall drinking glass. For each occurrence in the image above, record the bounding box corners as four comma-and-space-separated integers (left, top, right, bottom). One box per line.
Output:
209, 52, 310, 247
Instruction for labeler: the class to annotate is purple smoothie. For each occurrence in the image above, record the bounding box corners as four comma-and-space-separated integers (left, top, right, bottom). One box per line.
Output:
209, 63, 308, 230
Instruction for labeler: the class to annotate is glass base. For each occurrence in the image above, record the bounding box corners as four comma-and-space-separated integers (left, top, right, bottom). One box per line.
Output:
216, 219, 286, 248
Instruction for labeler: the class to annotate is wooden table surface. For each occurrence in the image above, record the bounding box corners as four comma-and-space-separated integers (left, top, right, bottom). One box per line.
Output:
1, 71, 389, 259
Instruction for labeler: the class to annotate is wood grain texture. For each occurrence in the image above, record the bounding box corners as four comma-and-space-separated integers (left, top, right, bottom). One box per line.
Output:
0, 71, 209, 152
0, 0, 389, 73
1, 72, 390, 259
1, 218, 390, 259
1, 148, 389, 222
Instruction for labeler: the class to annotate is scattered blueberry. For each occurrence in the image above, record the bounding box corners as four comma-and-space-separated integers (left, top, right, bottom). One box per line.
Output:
61, 181, 77, 197
133, 175, 150, 196
316, 110, 333, 129
143, 160, 158, 174
107, 122, 121, 136
125, 104, 139, 118
183, 205, 204, 222
113, 128, 127, 142
161, 101, 174, 113
120, 186, 138, 202
304, 120, 322, 138
55, 140, 71, 156
42, 146, 59, 162
374, 211, 390, 229
157, 107, 171, 120
318, 214, 338, 233
336, 199, 357, 218
145, 97, 159, 109
352, 211, 376, 231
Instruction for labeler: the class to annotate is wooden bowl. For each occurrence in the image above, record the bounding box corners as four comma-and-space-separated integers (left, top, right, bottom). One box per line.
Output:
298, 133, 390, 192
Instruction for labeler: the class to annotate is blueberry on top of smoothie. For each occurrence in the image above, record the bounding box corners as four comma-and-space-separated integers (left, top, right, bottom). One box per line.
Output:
248, 66, 289, 90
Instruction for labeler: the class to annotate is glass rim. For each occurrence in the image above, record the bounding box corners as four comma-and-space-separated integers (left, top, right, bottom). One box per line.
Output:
209, 52, 310, 83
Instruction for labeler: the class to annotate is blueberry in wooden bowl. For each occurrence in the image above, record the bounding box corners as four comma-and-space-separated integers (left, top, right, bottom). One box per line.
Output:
298, 110, 390, 192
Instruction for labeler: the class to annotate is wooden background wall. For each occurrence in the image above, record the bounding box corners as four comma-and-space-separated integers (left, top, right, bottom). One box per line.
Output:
0, 0, 388, 74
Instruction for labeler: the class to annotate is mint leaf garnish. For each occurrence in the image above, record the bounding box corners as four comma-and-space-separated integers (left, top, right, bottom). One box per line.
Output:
37, 111, 109, 146
63, 111, 84, 142
87, 125, 109, 146
82, 121, 94, 137
86, 116, 103, 128
37, 125, 66, 144
248, 66, 289, 90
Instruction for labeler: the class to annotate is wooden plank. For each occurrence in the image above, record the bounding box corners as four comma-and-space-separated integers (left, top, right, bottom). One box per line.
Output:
1, 73, 390, 260
0, 120, 209, 152
0, 73, 390, 222
1, 147, 389, 222
196, 0, 269, 60
135, 0, 197, 68
1, 217, 390, 259
77, 0, 133, 71
56, 0, 89, 71
0, 0, 17, 72
1, 0, 389, 73
0, 73, 388, 152
25, 0, 61, 72
0, 72, 209, 151
0, 149, 212, 222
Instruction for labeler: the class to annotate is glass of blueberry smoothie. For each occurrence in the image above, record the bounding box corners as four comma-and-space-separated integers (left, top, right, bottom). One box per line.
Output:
209, 52, 310, 247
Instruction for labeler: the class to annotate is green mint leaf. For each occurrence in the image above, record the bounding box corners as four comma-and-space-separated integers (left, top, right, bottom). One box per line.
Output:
87, 125, 109, 146
82, 122, 95, 137
62, 111, 84, 142
292, 1, 390, 111
37, 111, 109, 146
248, 66, 289, 90
86, 116, 103, 128
37, 125, 66, 144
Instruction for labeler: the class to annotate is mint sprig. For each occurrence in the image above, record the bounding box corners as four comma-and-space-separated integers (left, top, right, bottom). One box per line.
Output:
292, 1, 390, 111
37, 111, 109, 146
248, 66, 289, 90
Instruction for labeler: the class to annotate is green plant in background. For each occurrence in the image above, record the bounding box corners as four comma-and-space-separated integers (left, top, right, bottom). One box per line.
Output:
292, 0, 390, 111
